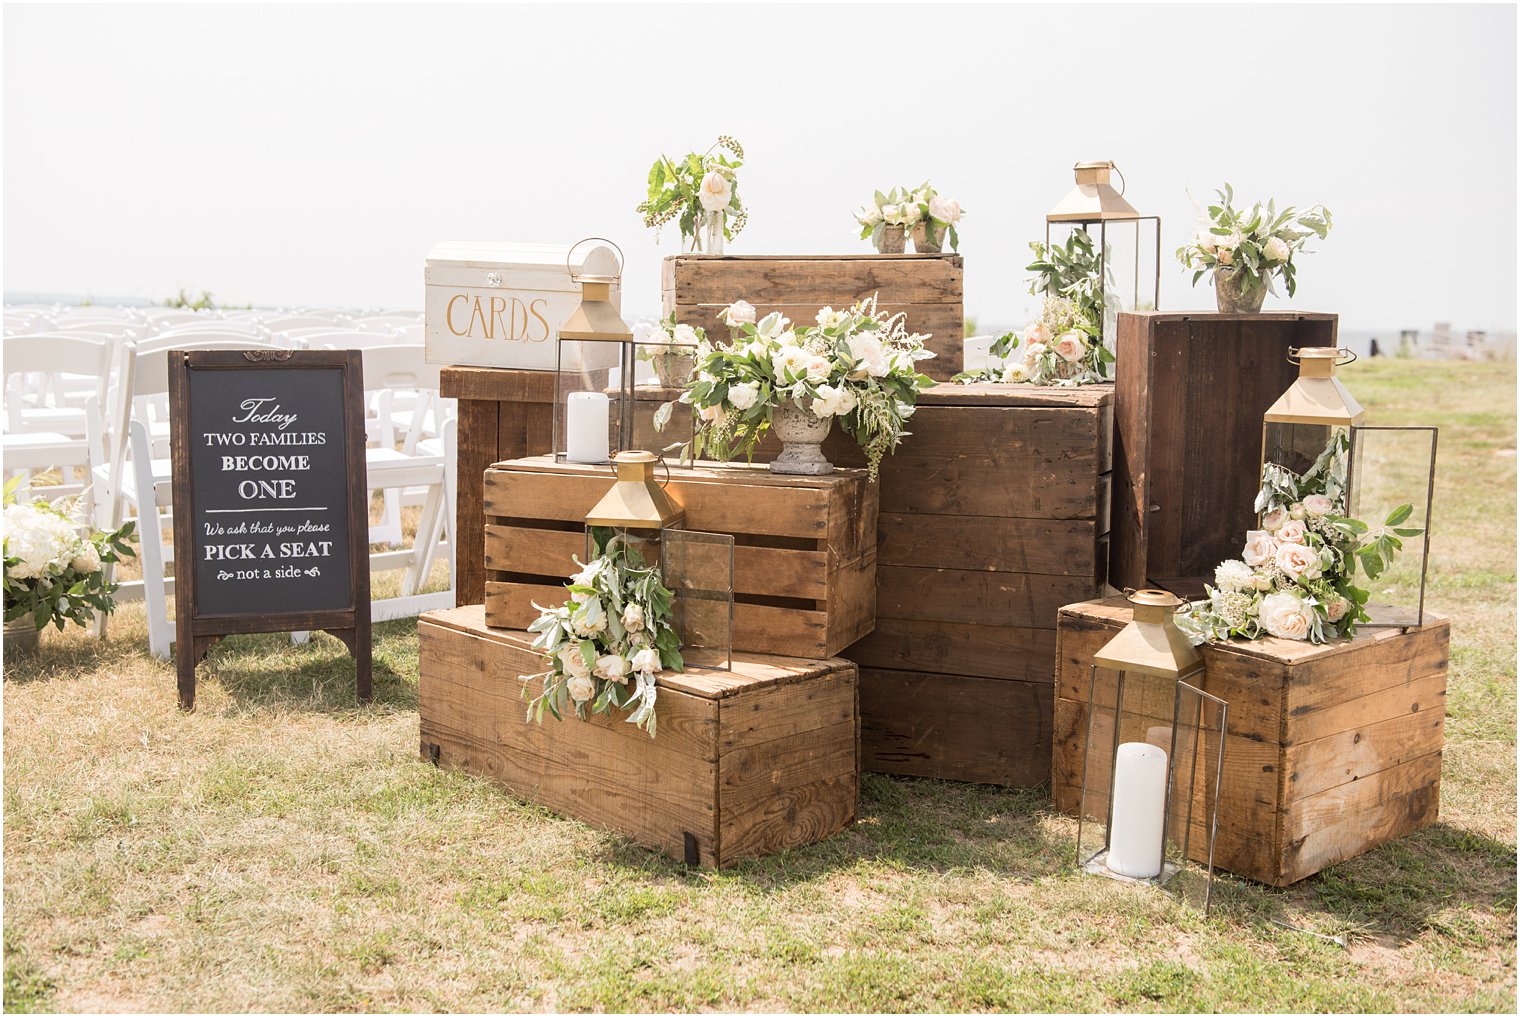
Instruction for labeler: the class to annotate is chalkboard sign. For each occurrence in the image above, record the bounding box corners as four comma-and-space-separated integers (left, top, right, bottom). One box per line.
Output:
169, 349, 371, 709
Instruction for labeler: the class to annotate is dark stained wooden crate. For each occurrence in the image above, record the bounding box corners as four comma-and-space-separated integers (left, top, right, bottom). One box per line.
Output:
1109, 311, 1337, 597
1052, 597, 1449, 886
662, 254, 965, 380
419, 605, 859, 867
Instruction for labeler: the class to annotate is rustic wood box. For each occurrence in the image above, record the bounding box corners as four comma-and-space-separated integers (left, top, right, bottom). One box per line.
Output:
481, 456, 878, 659
1110, 311, 1337, 597
744, 383, 1112, 786
1052, 597, 1449, 886
662, 254, 965, 381
419, 605, 859, 867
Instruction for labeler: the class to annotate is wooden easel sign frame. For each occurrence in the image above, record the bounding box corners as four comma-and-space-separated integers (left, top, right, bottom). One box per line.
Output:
169, 349, 372, 709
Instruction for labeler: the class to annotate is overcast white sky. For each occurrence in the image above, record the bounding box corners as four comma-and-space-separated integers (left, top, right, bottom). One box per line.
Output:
4, 2, 1516, 330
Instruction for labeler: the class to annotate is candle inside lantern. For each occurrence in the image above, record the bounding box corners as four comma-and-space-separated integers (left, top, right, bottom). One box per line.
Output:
1107, 741, 1168, 879
566, 391, 611, 464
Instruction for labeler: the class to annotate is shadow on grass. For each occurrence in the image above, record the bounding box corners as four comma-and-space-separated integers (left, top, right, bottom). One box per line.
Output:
203, 617, 422, 712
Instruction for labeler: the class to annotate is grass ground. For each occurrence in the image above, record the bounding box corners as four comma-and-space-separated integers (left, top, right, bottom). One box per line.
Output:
3, 357, 1515, 1013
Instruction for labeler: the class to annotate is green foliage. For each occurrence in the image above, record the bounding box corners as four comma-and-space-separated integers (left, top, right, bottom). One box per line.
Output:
1177, 183, 1333, 298
636, 135, 746, 251
3, 481, 136, 632
1024, 230, 1107, 333
163, 287, 218, 310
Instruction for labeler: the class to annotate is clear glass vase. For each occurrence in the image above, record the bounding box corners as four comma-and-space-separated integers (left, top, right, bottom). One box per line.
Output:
703, 210, 725, 256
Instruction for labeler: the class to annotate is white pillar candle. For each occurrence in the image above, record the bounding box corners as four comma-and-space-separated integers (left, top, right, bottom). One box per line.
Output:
566, 391, 610, 464
1107, 741, 1168, 879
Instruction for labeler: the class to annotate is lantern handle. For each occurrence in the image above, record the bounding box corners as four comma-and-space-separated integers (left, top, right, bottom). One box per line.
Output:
1113, 163, 1126, 196
566, 237, 625, 284
1286, 346, 1358, 366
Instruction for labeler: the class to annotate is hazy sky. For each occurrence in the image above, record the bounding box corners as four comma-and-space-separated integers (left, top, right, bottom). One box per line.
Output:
5, 2, 1516, 330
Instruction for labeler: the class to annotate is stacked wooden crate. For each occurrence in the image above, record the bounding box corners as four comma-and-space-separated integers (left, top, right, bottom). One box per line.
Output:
663, 254, 965, 381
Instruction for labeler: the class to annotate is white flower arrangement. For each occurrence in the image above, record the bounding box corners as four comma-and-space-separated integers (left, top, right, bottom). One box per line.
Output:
3, 480, 136, 633
665, 296, 936, 479
521, 530, 682, 738
954, 295, 1110, 388
1176, 183, 1332, 300
906, 181, 963, 251
856, 183, 965, 252
1179, 433, 1422, 644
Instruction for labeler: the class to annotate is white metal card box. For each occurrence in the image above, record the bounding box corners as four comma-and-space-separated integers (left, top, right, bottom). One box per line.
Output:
424, 241, 621, 369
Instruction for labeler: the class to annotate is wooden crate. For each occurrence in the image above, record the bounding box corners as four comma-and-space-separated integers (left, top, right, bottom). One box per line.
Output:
662, 254, 965, 381
481, 456, 878, 659
745, 383, 1112, 786
440, 367, 555, 606
1052, 597, 1449, 886
419, 606, 859, 867
1110, 311, 1337, 597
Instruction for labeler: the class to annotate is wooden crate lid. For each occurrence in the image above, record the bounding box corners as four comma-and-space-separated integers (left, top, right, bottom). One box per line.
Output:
440, 365, 557, 402
422, 605, 854, 700
488, 455, 865, 490
917, 381, 1112, 409
1117, 310, 1339, 324
1060, 595, 1448, 666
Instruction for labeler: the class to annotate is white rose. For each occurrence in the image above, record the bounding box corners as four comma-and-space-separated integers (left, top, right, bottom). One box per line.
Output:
1289, 502, 1307, 520
1024, 321, 1051, 346
720, 300, 757, 326
1213, 559, 1254, 593
774, 329, 801, 348
570, 597, 607, 637
728, 380, 761, 411
558, 646, 591, 680
999, 363, 1029, 384
1251, 573, 1276, 592
1325, 596, 1350, 623
631, 646, 661, 674
595, 652, 630, 684
770, 345, 811, 382
567, 673, 596, 704
756, 312, 790, 340
1242, 529, 1277, 567
902, 201, 923, 225
1261, 507, 1289, 532
804, 355, 831, 383
857, 205, 884, 226
1303, 494, 1334, 517
672, 323, 700, 346
1217, 232, 1243, 251
815, 307, 848, 330
1260, 591, 1314, 640
1274, 542, 1322, 581
1265, 236, 1291, 262
698, 170, 732, 212
810, 384, 857, 418
880, 203, 901, 224
1275, 520, 1307, 545
1053, 332, 1086, 364
698, 403, 727, 425
928, 194, 962, 223
1026, 342, 1048, 360
70, 541, 101, 574
845, 333, 889, 379
621, 603, 645, 633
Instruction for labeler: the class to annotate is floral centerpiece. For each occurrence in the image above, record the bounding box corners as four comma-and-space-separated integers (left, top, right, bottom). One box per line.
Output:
3, 482, 136, 653
636, 135, 747, 255
521, 529, 682, 738
954, 295, 1110, 387
1179, 433, 1422, 644
666, 297, 935, 479
638, 314, 706, 389
1024, 231, 1108, 332
1176, 183, 1332, 313
855, 187, 917, 254
904, 182, 963, 253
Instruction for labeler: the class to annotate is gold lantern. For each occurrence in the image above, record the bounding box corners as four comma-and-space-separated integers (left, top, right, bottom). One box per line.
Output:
554, 239, 693, 464
1076, 589, 1228, 913
584, 451, 734, 670
1044, 160, 1161, 345
1259, 347, 1437, 628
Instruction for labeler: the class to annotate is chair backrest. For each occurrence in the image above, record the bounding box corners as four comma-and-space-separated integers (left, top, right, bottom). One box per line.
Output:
360, 344, 442, 394
129, 340, 290, 399
145, 326, 269, 343
4, 334, 115, 393
259, 314, 346, 332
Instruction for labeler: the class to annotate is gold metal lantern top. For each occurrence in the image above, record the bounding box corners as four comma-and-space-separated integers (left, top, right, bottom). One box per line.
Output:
1092, 589, 1203, 679
1263, 347, 1365, 427
1047, 160, 1141, 223
560, 239, 632, 342
584, 451, 685, 529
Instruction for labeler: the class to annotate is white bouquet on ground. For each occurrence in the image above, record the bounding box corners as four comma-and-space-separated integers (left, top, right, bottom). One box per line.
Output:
1180, 434, 1422, 644
520, 528, 682, 738
955, 295, 1109, 387
3, 480, 136, 634
667, 296, 936, 479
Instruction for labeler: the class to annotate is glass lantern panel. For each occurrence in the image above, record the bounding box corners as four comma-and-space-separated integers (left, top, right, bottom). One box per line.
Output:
555, 336, 632, 464
629, 329, 696, 458
1261, 422, 1350, 511
1348, 426, 1437, 628
660, 528, 734, 672
1076, 667, 1184, 882
585, 525, 663, 573
1162, 680, 1228, 915
1047, 218, 1159, 354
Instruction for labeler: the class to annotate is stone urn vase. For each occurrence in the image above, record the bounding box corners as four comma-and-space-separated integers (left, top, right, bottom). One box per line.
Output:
1214, 267, 1268, 313
646, 346, 696, 389
878, 224, 907, 254
769, 402, 834, 476
910, 221, 944, 254
4, 613, 40, 658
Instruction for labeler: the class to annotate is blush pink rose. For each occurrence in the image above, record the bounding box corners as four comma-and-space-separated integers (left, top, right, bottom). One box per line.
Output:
1274, 542, 1322, 581
1275, 520, 1308, 545
1303, 494, 1335, 517
1260, 592, 1313, 640
1053, 332, 1086, 364
1243, 530, 1277, 567
1261, 507, 1289, 532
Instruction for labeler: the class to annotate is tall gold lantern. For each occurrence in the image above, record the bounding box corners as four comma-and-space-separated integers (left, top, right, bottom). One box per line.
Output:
1258, 347, 1437, 628
1045, 160, 1161, 345
584, 451, 734, 670
1076, 589, 1228, 914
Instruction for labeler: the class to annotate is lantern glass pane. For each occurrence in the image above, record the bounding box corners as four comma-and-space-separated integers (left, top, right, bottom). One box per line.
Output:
1348, 426, 1437, 628
1262, 422, 1349, 496
630, 330, 696, 457
555, 336, 631, 464
1047, 217, 1159, 353
661, 528, 735, 671
1164, 680, 1228, 915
